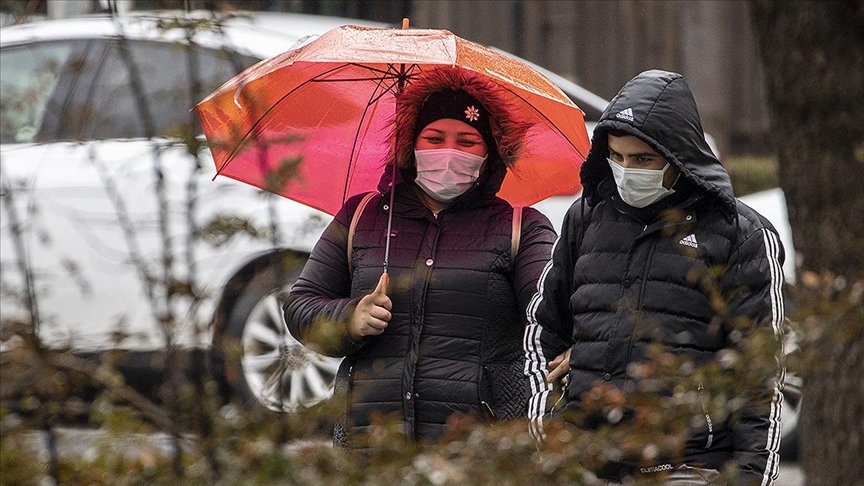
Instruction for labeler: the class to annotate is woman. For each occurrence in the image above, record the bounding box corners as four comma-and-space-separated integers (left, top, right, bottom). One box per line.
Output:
282, 67, 556, 445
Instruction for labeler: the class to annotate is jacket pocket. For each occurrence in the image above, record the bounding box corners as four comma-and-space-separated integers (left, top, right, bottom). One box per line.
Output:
479, 365, 498, 422
697, 383, 715, 449
332, 360, 354, 447
482, 360, 527, 421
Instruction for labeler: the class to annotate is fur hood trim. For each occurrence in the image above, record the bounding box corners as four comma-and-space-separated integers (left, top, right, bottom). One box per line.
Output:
389, 67, 532, 169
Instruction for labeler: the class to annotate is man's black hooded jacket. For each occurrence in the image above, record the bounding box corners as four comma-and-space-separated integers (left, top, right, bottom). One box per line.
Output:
524, 70, 786, 484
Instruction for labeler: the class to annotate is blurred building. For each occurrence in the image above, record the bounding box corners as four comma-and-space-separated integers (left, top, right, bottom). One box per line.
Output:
1, 0, 769, 156
410, 0, 770, 157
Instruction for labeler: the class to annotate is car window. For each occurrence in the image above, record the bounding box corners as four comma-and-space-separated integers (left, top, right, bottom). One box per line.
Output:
0, 42, 75, 144
77, 39, 256, 141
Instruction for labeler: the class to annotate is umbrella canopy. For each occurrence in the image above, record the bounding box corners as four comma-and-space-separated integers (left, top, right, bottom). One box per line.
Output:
196, 24, 591, 216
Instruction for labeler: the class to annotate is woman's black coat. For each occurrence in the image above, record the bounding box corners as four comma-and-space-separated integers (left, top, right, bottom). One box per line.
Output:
284, 161, 555, 443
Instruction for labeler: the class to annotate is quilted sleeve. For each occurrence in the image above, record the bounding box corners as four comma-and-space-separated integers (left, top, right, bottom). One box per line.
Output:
281, 196, 367, 358
523, 199, 584, 441
513, 207, 557, 320
722, 223, 786, 485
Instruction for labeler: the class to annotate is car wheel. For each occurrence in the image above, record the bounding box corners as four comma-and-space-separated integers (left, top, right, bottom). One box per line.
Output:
215, 253, 342, 413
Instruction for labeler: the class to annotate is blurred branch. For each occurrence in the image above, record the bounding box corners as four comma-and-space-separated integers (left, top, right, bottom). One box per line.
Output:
3, 346, 176, 434
0, 165, 42, 335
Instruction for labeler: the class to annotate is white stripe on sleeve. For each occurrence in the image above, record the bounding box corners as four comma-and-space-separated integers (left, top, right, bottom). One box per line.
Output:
760, 229, 786, 486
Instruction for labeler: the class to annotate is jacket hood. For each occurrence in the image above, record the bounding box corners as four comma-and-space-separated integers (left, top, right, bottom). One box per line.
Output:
581, 70, 735, 216
380, 67, 532, 198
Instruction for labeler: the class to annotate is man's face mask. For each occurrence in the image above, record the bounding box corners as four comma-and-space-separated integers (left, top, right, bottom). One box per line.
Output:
607, 158, 675, 208
414, 148, 486, 202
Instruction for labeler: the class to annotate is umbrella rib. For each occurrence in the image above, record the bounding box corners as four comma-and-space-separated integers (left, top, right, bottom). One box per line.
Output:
306, 62, 415, 84
342, 80, 390, 203
345, 62, 413, 77
310, 63, 421, 105
368, 64, 420, 105
496, 85, 589, 160
216, 63, 422, 176
308, 64, 421, 104
340, 63, 421, 203
308, 75, 402, 83
216, 63, 362, 175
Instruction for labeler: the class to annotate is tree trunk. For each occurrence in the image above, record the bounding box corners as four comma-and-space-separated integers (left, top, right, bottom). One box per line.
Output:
749, 1, 864, 484
750, 0, 864, 275
797, 313, 864, 486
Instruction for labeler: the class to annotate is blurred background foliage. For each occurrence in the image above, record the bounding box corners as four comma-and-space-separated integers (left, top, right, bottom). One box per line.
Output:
1, 321, 785, 485
2, 0, 862, 484
723, 156, 778, 197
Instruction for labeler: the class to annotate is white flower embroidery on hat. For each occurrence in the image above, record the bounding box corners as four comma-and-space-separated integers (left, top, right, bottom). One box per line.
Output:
464, 105, 480, 122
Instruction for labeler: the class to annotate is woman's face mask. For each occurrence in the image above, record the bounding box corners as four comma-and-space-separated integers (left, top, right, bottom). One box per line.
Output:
414, 148, 486, 202
607, 158, 675, 208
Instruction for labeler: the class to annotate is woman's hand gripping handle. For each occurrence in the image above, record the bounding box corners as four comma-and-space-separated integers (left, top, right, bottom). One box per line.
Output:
348, 273, 392, 340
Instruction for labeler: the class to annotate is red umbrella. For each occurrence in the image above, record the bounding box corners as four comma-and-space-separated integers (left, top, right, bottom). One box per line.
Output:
195, 22, 591, 217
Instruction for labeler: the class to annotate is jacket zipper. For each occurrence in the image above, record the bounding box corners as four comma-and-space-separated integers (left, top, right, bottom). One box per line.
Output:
623, 236, 658, 368
605, 226, 647, 376
623, 218, 692, 375
479, 365, 497, 421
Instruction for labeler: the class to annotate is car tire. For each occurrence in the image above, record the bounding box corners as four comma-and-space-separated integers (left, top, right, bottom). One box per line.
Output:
212, 251, 342, 413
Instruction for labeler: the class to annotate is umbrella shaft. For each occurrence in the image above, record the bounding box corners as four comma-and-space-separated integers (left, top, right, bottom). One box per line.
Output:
383, 174, 396, 274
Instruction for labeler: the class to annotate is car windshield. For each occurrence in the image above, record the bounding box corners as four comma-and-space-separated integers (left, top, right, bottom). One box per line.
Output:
0, 42, 74, 144
1, 37, 258, 144
81, 39, 254, 140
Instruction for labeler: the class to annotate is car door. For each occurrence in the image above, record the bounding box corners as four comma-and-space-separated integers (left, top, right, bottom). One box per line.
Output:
1, 38, 114, 347
1, 34, 320, 350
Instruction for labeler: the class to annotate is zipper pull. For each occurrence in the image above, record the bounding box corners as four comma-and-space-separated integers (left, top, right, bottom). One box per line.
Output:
480, 401, 498, 422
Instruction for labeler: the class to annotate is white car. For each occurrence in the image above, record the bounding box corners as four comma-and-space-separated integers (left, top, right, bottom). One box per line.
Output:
0, 11, 388, 413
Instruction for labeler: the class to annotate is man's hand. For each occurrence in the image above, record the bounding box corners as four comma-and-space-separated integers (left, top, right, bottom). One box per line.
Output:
546, 348, 571, 385
348, 272, 392, 340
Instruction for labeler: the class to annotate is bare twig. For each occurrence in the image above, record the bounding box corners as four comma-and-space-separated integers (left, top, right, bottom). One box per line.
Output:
0, 164, 42, 335
111, 18, 184, 477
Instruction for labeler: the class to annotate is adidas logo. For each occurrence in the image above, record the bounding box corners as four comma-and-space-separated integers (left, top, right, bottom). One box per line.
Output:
615, 107, 634, 122
679, 233, 698, 249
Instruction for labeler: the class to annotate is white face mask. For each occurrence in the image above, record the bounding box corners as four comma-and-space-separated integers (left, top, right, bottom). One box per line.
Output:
414, 148, 486, 202
607, 158, 675, 208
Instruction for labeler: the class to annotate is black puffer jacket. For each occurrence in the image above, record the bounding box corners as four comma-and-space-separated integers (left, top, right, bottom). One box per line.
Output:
284, 159, 555, 443
524, 70, 786, 484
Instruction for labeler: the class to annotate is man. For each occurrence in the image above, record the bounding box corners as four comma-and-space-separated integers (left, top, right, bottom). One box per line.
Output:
524, 70, 785, 485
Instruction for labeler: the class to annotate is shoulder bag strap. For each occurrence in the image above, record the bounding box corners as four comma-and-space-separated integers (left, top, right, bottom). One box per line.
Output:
347, 192, 377, 274
511, 206, 523, 261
